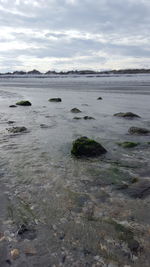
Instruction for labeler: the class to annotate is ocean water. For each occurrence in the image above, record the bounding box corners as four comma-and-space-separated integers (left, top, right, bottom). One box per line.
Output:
0, 74, 150, 266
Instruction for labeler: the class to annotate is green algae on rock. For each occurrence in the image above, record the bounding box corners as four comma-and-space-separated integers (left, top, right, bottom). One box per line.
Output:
71, 136, 107, 157
117, 141, 139, 148
48, 98, 62, 102
16, 100, 32, 106
114, 112, 140, 118
129, 127, 150, 135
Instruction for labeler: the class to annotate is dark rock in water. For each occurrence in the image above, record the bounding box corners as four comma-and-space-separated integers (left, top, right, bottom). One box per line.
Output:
71, 136, 107, 157
73, 117, 82, 120
128, 239, 140, 253
125, 180, 150, 199
40, 124, 51, 128
117, 141, 139, 148
97, 97, 103, 100
83, 116, 95, 120
7, 126, 27, 133
129, 127, 150, 135
114, 112, 140, 118
9, 105, 17, 108
17, 224, 36, 240
48, 98, 62, 102
7, 121, 15, 124
16, 100, 32, 106
71, 108, 82, 113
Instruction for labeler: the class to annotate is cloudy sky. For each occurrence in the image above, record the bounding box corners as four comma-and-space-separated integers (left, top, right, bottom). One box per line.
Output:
0, 0, 150, 72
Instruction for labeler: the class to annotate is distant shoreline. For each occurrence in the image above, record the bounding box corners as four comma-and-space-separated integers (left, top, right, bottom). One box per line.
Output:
0, 69, 150, 76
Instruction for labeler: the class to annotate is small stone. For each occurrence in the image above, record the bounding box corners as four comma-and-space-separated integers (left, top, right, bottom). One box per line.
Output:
83, 116, 95, 120
16, 100, 32, 106
73, 117, 82, 120
48, 98, 62, 102
71, 108, 82, 113
24, 247, 37, 256
10, 249, 19, 260
97, 97, 103, 100
9, 105, 17, 108
7, 121, 15, 124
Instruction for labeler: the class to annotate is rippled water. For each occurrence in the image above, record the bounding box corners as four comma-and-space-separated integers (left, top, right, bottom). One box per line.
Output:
0, 75, 150, 267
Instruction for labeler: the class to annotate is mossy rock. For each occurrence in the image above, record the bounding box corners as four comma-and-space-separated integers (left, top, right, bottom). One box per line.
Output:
129, 127, 150, 135
48, 98, 62, 102
71, 136, 107, 157
117, 141, 139, 148
16, 100, 32, 106
114, 112, 140, 118
7, 126, 27, 133
71, 108, 82, 113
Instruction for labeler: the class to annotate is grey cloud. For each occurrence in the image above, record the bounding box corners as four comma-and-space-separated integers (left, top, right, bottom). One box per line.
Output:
0, 0, 150, 71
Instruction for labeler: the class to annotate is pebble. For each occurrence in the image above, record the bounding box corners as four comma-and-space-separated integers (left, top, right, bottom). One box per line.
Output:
10, 249, 19, 260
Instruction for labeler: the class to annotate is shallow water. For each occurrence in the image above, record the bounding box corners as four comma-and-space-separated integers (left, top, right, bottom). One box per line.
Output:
0, 74, 150, 266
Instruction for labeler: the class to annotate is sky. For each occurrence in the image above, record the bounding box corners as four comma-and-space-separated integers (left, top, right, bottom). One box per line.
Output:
0, 0, 150, 72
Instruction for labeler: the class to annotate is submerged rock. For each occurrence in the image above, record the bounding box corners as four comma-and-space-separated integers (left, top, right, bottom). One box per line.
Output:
117, 141, 139, 148
114, 112, 140, 118
48, 98, 62, 102
7, 121, 15, 124
7, 126, 27, 133
97, 97, 103, 100
129, 127, 150, 135
16, 100, 32, 106
125, 180, 150, 199
73, 117, 82, 120
18, 224, 36, 240
73, 116, 95, 120
83, 116, 95, 120
71, 108, 82, 113
71, 136, 107, 157
9, 105, 17, 108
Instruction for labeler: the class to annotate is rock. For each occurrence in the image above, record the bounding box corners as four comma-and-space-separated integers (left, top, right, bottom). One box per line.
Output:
117, 141, 139, 148
7, 121, 15, 125
83, 116, 95, 120
24, 246, 37, 256
128, 127, 150, 135
48, 98, 62, 102
17, 224, 36, 240
16, 100, 32, 106
125, 180, 150, 199
97, 97, 103, 100
128, 239, 139, 253
40, 124, 51, 128
73, 117, 82, 120
9, 105, 17, 108
71, 136, 107, 157
10, 249, 19, 260
7, 127, 27, 133
114, 112, 140, 118
71, 108, 82, 113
